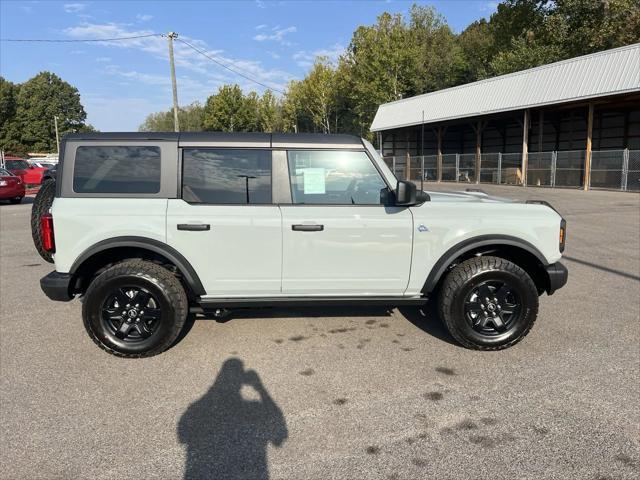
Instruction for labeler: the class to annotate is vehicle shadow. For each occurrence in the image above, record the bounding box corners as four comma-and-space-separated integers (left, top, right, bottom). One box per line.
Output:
396, 301, 458, 347
178, 358, 287, 480
192, 303, 458, 347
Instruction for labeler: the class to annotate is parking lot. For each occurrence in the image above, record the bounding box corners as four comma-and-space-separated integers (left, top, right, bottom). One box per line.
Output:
1, 185, 639, 480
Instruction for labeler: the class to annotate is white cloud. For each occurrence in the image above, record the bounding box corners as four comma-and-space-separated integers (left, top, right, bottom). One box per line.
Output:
266, 51, 280, 60
255, 24, 267, 30
63, 22, 293, 93
64, 3, 87, 13
255, 0, 266, 9
95, 56, 111, 63
253, 26, 296, 45
136, 14, 153, 22
293, 44, 344, 68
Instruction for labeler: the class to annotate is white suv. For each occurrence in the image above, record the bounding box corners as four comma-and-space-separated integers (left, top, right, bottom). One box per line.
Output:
38, 132, 567, 357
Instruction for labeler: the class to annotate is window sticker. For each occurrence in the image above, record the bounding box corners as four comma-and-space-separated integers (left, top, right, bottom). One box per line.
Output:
302, 168, 326, 194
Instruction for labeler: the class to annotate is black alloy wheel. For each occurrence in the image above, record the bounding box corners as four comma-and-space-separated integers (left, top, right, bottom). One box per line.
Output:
439, 256, 539, 350
101, 287, 162, 342
464, 280, 521, 336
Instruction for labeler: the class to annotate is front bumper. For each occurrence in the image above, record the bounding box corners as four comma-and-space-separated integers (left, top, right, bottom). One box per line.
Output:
40, 271, 74, 301
545, 262, 568, 295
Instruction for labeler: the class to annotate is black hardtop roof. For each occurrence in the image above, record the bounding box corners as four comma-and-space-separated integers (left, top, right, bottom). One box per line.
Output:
62, 132, 364, 148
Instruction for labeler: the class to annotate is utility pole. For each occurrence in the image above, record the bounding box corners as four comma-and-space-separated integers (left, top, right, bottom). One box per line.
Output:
54, 115, 60, 155
167, 32, 180, 132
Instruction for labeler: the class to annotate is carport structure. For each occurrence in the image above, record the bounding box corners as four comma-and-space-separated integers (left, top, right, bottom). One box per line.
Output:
371, 43, 640, 191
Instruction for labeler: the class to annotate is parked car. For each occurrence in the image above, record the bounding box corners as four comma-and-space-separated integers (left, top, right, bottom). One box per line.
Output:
38, 132, 567, 358
0, 168, 25, 204
4, 158, 46, 185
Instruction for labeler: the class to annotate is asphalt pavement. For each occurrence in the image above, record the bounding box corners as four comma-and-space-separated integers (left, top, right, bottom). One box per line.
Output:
1, 185, 639, 480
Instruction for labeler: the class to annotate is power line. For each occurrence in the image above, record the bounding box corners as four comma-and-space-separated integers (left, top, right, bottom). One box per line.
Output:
0, 34, 161, 43
176, 37, 286, 95
2, 32, 287, 94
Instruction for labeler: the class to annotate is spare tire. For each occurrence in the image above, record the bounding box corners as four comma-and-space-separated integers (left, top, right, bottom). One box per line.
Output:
31, 179, 56, 263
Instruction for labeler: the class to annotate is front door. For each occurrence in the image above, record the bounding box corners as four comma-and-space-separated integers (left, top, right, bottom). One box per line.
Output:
280, 149, 413, 296
167, 148, 281, 297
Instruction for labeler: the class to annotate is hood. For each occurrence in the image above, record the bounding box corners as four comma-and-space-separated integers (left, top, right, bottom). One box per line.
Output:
424, 189, 514, 203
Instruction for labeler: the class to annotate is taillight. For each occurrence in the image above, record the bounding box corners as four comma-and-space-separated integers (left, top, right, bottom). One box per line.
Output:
559, 219, 566, 253
41, 213, 55, 253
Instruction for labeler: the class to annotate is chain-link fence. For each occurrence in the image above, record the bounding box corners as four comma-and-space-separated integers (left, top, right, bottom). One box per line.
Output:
527, 152, 555, 187
589, 150, 625, 190
500, 153, 522, 185
384, 149, 638, 191
628, 150, 640, 192
554, 150, 584, 188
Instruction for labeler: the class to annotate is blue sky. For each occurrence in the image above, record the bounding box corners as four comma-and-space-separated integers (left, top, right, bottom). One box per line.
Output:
0, 0, 498, 131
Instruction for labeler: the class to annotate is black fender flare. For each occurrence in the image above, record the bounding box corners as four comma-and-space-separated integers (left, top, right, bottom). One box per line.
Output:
69, 236, 206, 296
422, 234, 549, 293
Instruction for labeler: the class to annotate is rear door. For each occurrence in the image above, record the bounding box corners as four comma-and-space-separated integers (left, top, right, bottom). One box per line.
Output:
166, 148, 281, 297
280, 149, 413, 296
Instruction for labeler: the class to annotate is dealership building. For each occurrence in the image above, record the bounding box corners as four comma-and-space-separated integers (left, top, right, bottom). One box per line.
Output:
371, 43, 640, 191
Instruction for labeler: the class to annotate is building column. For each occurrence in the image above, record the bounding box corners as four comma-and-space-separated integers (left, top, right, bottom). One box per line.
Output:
475, 121, 482, 184
522, 109, 530, 187
538, 110, 544, 153
437, 127, 443, 182
584, 102, 594, 191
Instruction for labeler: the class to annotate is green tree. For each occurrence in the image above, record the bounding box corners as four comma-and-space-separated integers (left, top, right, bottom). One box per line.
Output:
549, 0, 640, 57
138, 102, 205, 132
297, 58, 338, 133
458, 19, 494, 81
0, 77, 22, 153
0, 77, 19, 136
409, 4, 466, 92
11, 71, 87, 152
203, 84, 256, 132
258, 90, 280, 132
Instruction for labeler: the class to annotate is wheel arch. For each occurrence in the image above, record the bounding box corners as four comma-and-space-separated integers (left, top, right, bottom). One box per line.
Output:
69, 236, 205, 298
423, 235, 550, 294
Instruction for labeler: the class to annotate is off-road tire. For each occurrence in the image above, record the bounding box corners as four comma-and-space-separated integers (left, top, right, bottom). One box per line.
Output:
439, 256, 539, 350
82, 260, 188, 358
31, 179, 56, 263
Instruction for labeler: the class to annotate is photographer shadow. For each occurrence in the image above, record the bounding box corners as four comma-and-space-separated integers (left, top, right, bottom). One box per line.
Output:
178, 358, 287, 480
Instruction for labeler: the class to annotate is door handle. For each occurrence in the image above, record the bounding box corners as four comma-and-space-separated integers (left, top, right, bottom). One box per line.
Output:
292, 224, 324, 232
177, 224, 210, 231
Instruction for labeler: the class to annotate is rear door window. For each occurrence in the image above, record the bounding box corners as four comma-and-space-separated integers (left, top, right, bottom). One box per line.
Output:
73, 146, 161, 194
182, 149, 271, 204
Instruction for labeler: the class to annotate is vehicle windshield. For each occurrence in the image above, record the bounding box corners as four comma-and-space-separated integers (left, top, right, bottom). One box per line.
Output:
5, 160, 29, 170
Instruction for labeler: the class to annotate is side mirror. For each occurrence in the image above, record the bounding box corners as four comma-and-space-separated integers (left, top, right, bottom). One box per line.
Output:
395, 181, 430, 206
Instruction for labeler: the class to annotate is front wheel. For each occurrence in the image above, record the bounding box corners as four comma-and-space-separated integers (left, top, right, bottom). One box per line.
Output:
82, 260, 188, 358
439, 256, 539, 350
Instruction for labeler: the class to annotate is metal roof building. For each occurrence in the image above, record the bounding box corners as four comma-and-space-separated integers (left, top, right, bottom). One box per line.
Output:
372, 44, 640, 191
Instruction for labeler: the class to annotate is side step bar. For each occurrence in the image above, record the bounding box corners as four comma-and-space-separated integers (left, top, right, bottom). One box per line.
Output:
196, 296, 428, 309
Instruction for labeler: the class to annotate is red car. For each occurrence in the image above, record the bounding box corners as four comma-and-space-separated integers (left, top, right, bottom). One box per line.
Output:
4, 157, 47, 185
0, 167, 25, 204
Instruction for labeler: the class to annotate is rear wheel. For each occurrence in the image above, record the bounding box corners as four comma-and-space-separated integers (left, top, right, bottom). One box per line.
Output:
31, 179, 56, 263
439, 256, 539, 350
82, 260, 188, 358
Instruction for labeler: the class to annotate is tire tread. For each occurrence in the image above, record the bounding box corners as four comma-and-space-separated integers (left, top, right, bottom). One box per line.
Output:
82, 259, 188, 358
439, 256, 538, 351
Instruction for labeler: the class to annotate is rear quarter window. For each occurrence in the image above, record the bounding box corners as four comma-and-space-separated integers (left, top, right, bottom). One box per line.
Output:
73, 146, 161, 194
